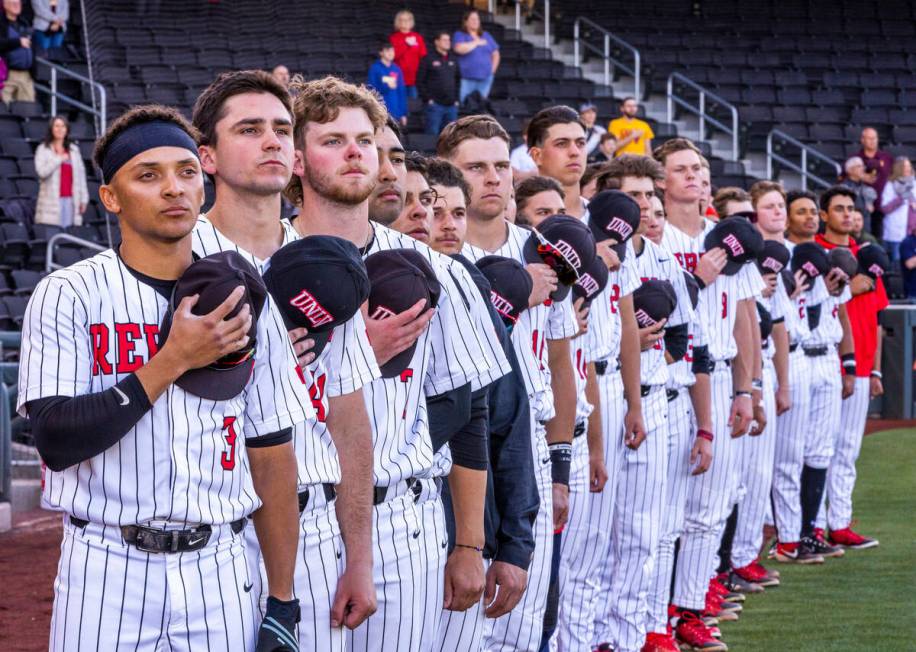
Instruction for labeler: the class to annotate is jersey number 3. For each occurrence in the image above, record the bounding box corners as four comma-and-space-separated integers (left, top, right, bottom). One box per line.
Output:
221, 417, 239, 471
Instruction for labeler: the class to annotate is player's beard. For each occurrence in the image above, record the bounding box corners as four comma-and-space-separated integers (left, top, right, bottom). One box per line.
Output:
301, 163, 376, 206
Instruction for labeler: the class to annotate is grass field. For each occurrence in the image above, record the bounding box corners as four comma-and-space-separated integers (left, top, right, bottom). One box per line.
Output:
718, 427, 916, 651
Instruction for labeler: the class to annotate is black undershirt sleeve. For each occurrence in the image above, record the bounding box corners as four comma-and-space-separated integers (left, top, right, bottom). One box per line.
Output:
428, 384, 473, 452
245, 428, 293, 448
446, 389, 490, 471
691, 344, 712, 375
27, 374, 153, 472
664, 323, 689, 362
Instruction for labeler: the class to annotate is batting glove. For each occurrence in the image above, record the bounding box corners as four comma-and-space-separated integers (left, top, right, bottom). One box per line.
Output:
255, 596, 300, 652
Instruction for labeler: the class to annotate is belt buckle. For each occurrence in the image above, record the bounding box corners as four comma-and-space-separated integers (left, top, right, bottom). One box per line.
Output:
131, 527, 171, 554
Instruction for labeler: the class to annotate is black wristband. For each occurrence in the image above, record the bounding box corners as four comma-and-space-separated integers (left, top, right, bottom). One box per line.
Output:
841, 352, 856, 373
549, 442, 573, 486
692, 272, 707, 290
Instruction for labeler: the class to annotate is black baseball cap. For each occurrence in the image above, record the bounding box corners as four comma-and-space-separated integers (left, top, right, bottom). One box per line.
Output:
757, 301, 774, 341
365, 249, 440, 378
522, 215, 597, 301
476, 255, 533, 329
856, 242, 891, 280
632, 279, 677, 329
160, 251, 267, 401
682, 269, 700, 310
572, 255, 610, 304
828, 247, 858, 280
791, 241, 830, 287
756, 240, 791, 275
587, 190, 640, 260
704, 216, 765, 275
781, 267, 797, 297
263, 236, 370, 359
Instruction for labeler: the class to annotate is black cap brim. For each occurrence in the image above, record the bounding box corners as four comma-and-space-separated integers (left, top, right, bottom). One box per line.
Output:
722, 259, 743, 276
379, 341, 418, 379
175, 359, 256, 401
291, 328, 333, 361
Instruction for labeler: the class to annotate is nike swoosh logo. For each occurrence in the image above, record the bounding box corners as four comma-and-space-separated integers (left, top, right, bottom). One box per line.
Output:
187, 536, 205, 546
541, 457, 550, 465
412, 530, 421, 539
113, 386, 130, 406
336, 550, 342, 559
244, 582, 254, 593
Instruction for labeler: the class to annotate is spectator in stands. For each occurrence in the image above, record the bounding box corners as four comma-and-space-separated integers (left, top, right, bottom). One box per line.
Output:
879, 156, 915, 261
900, 225, 916, 299
367, 41, 407, 126
712, 186, 752, 218
857, 127, 893, 198
271, 64, 290, 89
34, 115, 88, 227
589, 132, 618, 164
841, 156, 877, 233
390, 9, 426, 100
31, 0, 68, 51
510, 121, 537, 180
0, 0, 35, 104
851, 209, 879, 247
608, 96, 653, 156
417, 31, 459, 136
453, 9, 499, 102
579, 102, 606, 157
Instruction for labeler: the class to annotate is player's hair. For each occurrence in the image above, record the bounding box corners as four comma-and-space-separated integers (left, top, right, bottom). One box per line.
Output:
712, 186, 751, 217
580, 162, 608, 190
748, 180, 785, 210
405, 151, 427, 176
652, 137, 702, 166
594, 154, 665, 193
285, 75, 388, 205
526, 105, 586, 148
192, 70, 292, 148
385, 114, 403, 140
786, 189, 817, 212
515, 175, 565, 212
93, 104, 199, 174
425, 157, 472, 205
437, 114, 510, 158
818, 185, 857, 212
698, 155, 710, 170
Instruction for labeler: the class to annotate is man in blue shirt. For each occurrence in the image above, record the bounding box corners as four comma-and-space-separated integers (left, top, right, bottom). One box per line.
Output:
367, 41, 407, 126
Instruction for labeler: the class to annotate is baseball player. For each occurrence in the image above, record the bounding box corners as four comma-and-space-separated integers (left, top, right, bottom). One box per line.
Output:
422, 157, 540, 652
591, 156, 701, 652
812, 187, 887, 549
189, 70, 381, 650
21, 105, 307, 651
439, 114, 580, 652
286, 77, 503, 652
654, 138, 764, 652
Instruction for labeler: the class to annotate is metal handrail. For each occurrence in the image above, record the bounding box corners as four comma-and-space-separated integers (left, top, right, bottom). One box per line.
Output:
667, 72, 739, 160
46, 233, 106, 271
572, 16, 640, 98
766, 129, 841, 191
33, 56, 107, 137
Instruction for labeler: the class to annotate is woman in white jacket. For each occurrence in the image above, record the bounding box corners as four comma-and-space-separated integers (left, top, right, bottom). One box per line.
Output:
34, 115, 89, 227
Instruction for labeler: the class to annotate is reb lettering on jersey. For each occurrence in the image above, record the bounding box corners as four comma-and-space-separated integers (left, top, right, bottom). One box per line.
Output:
90, 322, 160, 376
673, 252, 699, 273
609, 283, 621, 314
289, 289, 334, 328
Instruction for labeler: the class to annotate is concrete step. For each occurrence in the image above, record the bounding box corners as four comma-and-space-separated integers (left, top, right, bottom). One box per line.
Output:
12, 442, 42, 480
11, 478, 41, 513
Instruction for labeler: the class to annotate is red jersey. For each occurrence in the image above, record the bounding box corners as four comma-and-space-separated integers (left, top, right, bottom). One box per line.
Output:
389, 31, 427, 86
816, 234, 889, 376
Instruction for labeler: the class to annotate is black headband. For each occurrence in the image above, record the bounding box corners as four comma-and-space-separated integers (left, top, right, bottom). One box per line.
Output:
101, 120, 199, 183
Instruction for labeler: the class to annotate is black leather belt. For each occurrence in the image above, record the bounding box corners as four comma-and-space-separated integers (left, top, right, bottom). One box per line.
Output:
298, 483, 336, 513
803, 346, 828, 357
711, 359, 732, 371
373, 477, 421, 505
790, 343, 799, 353
640, 385, 653, 397
667, 389, 680, 403
594, 360, 620, 376
70, 515, 246, 553
573, 421, 586, 438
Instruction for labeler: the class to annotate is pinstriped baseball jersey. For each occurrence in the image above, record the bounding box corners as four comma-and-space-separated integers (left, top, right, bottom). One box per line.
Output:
17, 250, 307, 527
661, 220, 765, 362
463, 221, 578, 421
193, 217, 381, 488
802, 287, 851, 347
632, 237, 697, 387
783, 239, 829, 345
364, 224, 506, 484
759, 274, 793, 361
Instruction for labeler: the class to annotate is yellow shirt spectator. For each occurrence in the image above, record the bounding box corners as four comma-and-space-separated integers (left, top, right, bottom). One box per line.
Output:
608, 116, 654, 156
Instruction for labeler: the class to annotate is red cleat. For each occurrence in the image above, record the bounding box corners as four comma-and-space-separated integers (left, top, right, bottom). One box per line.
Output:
828, 526, 879, 550
732, 561, 780, 587
675, 610, 728, 651
641, 631, 680, 652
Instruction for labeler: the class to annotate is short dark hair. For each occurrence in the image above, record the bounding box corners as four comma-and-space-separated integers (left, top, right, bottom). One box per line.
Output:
515, 175, 565, 212
580, 162, 607, 190
786, 189, 817, 212
434, 30, 450, 41
594, 154, 664, 193
600, 132, 617, 144
94, 104, 199, 174
819, 185, 856, 212
379, 40, 394, 52
192, 70, 292, 147
385, 114, 403, 140
426, 157, 471, 204
621, 96, 636, 105
437, 114, 510, 157
405, 151, 427, 176
526, 105, 586, 148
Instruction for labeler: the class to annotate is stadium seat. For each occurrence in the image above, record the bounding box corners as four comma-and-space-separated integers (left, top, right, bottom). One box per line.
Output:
0, 223, 30, 268
1, 295, 28, 328
10, 270, 42, 296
